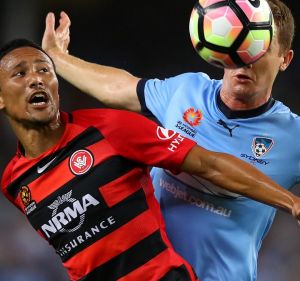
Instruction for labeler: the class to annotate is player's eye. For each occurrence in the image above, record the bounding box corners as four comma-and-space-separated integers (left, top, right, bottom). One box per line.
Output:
39, 67, 49, 73
13, 71, 25, 77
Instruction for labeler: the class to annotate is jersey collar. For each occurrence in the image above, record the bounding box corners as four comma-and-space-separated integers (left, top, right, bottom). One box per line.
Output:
217, 93, 275, 119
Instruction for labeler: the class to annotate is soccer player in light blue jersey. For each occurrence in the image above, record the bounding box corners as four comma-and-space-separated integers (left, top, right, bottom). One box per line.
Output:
41, 0, 298, 280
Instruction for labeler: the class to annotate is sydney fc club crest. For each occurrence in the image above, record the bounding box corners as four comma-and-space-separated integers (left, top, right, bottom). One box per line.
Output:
252, 137, 274, 158
69, 149, 94, 175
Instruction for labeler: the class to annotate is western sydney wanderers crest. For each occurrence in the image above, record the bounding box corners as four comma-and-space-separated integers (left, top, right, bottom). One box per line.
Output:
20, 185, 37, 215
69, 149, 94, 175
252, 137, 274, 158
183, 107, 203, 127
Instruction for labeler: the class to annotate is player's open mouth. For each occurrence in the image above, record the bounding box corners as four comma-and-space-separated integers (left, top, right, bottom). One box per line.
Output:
28, 92, 49, 106
234, 74, 252, 83
236, 74, 251, 80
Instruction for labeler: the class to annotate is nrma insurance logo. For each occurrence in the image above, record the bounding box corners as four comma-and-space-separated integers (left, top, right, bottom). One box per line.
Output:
252, 137, 274, 158
41, 190, 100, 239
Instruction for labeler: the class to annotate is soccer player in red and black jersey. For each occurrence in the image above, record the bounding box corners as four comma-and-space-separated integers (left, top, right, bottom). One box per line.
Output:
1, 39, 300, 281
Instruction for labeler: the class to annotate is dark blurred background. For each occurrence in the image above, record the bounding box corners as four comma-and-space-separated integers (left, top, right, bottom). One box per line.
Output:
0, 0, 299, 280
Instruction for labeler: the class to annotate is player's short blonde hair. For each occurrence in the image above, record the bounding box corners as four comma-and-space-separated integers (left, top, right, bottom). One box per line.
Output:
267, 0, 295, 55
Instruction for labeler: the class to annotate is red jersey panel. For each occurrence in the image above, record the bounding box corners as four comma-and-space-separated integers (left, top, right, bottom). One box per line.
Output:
1, 109, 197, 281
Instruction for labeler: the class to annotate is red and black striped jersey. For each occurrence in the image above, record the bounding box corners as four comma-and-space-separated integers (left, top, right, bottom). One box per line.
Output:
1, 109, 198, 281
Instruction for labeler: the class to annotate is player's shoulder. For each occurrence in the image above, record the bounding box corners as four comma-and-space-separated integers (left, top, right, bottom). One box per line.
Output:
272, 101, 300, 119
72, 107, 143, 118
151, 72, 221, 96
145, 71, 217, 85
270, 100, 300, 127
164, 71, 218, 84
1, 154, 19, 198
181, 72, 222, 94
71, 108, 149, 128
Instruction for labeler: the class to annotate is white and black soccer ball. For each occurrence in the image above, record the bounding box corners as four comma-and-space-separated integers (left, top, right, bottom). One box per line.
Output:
189, 0, 274, 68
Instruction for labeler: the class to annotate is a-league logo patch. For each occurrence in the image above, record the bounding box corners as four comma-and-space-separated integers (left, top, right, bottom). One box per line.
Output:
252, 137, 274, 158
69, 149, 94, 175
20, 185, 37, 215
183, 107, 202, 127
20, 186, 31, 206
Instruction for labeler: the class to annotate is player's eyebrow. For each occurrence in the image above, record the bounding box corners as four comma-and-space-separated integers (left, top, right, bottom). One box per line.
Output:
12, 59, 50, 69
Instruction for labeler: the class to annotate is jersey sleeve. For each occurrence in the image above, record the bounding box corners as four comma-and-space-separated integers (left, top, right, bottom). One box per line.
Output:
137, 72, 212, 125
90, 109, 197, 171
1, 156, 21, 207
137, 76, 177, 124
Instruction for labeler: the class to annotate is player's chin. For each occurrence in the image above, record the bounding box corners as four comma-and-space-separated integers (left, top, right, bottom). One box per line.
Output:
29, 109, 58, 125
28, 117, 59, 129
231, 84, 255, 97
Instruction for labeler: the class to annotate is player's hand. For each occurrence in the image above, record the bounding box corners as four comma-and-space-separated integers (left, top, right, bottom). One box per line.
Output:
42, 11, 71, 55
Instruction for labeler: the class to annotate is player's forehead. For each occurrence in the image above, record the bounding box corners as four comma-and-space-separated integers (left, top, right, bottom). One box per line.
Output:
0, 46, 53, 71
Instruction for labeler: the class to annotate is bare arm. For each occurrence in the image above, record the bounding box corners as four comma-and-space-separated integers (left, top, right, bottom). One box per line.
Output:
42, 12, 141, 111
181, 146, 300, 220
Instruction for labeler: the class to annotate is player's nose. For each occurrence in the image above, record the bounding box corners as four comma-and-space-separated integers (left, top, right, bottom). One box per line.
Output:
28, 74, 44, 89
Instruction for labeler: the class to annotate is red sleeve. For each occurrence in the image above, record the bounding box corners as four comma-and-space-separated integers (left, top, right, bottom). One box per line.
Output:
72, 109, 197, 172
1, 156, 20, 205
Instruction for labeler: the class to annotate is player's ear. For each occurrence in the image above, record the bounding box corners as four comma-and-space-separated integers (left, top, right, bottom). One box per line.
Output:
280, 49, 294, 71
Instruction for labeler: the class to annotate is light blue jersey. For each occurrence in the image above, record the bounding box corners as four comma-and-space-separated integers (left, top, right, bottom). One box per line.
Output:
137, 72, 300, 281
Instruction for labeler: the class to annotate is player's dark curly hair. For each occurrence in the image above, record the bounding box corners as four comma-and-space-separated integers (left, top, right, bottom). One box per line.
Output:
267, 0, 295, 54
0, 38, 55, 69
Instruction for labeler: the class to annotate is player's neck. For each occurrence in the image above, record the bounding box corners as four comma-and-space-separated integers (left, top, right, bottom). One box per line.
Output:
217, 92, 275, 119
219, 90, 270, 111
10, 119, 65, 159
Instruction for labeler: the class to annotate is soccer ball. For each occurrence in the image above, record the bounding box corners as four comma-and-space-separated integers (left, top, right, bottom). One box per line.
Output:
189, 0, 274, 68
